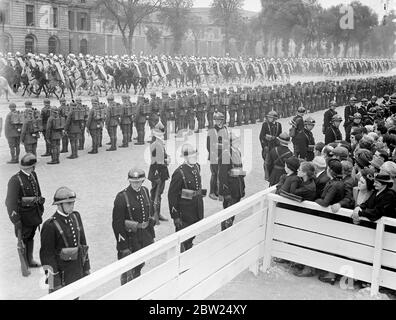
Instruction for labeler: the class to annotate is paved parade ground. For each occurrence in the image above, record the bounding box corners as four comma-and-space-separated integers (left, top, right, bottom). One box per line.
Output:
1, 71, 396, 300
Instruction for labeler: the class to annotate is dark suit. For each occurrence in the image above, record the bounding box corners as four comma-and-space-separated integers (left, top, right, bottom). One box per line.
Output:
293, 128, 315, 161
266, 146, 293, 186
315, 178, 345, 207
315, 171, 330, 199
325, 125, 343, 145
359, 188, 396, 221
294, 179, 317, 201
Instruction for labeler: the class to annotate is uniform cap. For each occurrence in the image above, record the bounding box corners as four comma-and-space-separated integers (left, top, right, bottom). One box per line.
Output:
374, 173, 393, 184
277, 132, 290, 145
267, 111, 278, 119
332, 114, 342, 122
181, 144, 198, 157
297, 106, 306, 113
214, 112, 225, 121
20, 153, 37, 169
304, 117, 315, 125
52, 187, 77, 205
353, 112, 362, 119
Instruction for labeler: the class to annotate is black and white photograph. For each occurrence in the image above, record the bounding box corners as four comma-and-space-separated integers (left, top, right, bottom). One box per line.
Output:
1, 0, 396, 304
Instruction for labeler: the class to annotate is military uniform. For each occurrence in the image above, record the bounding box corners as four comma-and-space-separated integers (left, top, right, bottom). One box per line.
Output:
46, 107, 64, 164
196, 89, 207, 131
41, 99, 52, 157
136, 96, 148, 145
76, 99, 89, 150
112, 171, 155, 284
168, 162, 204, 251
160, 92, 169, 139
86, 98, 104, 154
120, 95, 134, 147
5, 154, 44, 270
259, 113, 282, 161
21, 106, 41, 156
40, 187, 90, 293
5, 103, 22, 164
105, 99, 121, 151
64, 103, 83, 159
323, 105, 337, 135
266, 135, 293, 186
294, 126, 316, 161
228, 88, 238, 127
207, 89, 217, 129
176, 91, 187, 133
148, 92, 160, 130
59, 98, 70, 153
187, 89, 197, 133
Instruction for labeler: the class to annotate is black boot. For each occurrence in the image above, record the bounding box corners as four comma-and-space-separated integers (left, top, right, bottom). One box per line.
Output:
7, 148, 17, 164
26, 240, 41, 268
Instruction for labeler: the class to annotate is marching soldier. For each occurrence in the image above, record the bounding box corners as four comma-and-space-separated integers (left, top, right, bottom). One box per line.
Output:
21, 102, 40, 157
196, 88, 207, 131
259, 111, 282, 176
105, 96, 120, 151
136, 96, 148, 145
265, 133, 293, 186
218, 133, 246, 231
160, 91, 169, 139
112, 168, 156, 285
294, 117, 316, 161
5, 103, 22, 164
325, 114, 343, 145
41, 99, 52, 157
207, 112, 230, 200
40, 187, 90, 293
148, 92, 160, 130
120, 95, 134, 148
46, 107, 64, 165
76, 98, 89, 150
207, 88, 217, 129
148, 123, 170, 224
187, 88, 196, 134
168, 144, 206, 252
64, 102, 83, 159
229, 87, 238, 128
6, 153, 45, 272
323, 101, 337, 135
86, 97, 104, 154
59, 97, 70, 154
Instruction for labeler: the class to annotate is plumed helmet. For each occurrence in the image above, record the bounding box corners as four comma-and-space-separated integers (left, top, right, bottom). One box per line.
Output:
52, 187, 77, 205
20, 153, 37, 169
128, 168, 146, 181
181, 143, 198, 157
214, 112, 225, 120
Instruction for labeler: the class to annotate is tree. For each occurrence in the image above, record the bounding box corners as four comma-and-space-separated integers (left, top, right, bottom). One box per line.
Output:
210, 0, 244, 55
145, 25, 162, 51
159, 0, 193, 54
97, 0, 166, 55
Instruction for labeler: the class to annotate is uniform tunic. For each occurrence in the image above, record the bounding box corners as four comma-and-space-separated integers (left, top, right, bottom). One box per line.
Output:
266, 146, 293, 186
294, 128, 315, 161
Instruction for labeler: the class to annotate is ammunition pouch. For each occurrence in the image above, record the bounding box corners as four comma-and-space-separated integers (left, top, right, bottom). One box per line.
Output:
59, 247, 79, 262
181, 188, 207, 199
229, 168, 246, 177
125, 220, 149, 233
20, 196, 44, 208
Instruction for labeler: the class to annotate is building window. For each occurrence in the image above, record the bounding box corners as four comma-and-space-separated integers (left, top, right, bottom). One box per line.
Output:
77, 12, 90, 31
68, 11, 74, 30
80, 39, 88, 55
48, 36, 58, 54
53, 7, 58, 28
25, 35, 35, 53
0, 2, 10, 25
26, 5, 35, 27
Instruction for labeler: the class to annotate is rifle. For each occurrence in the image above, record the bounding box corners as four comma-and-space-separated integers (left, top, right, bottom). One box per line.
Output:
17, 229, 30, 277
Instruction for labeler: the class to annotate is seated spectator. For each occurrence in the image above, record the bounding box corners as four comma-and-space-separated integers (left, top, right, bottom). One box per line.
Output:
369, 157, 384, 173
354, 148, 373, 173
372, 143, 389, 161
292, 162, 317, 201
352, 174, 396, 223
350, 132, 363, 153
313, 156, 329, 198
276, 157, 300, 195
321, 145, 334, 162
330, 160, 356, 212
315, 159, 345, 207
380, 161, 396, 192
353, 168, 375, 206
331, 146, 350, 162
375, 123, 387, 142
367, 132, 379, 142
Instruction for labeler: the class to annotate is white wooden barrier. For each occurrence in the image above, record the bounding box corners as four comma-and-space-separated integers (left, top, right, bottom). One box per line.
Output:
263, 193, 396, 296
40, 187, 275, 300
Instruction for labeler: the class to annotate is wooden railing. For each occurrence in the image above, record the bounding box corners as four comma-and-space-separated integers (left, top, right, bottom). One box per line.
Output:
40, 187, 274, 300
264, 193, 396, 296
40, 187, 396, 299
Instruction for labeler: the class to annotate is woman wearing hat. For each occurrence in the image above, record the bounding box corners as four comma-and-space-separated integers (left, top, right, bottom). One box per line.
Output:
353, 168, 375, 207
40, 187, 90, 293
352, 173, 396, 223
112, 168, 156, 285
276, 156, 300, 195
168, 144, 206, 252
265, 133, 293, 186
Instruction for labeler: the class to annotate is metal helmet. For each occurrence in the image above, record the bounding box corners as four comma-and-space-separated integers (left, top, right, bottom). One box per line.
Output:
297, 106, 306, 113
330, 101, 337, 107
267, 110, 278, 119
214, 112, 225, 121
52, 187, 77, 205
353, 112, 362, 119
181, 143, 198, 157
304, 116, 316, 125
20, 153, 37, 169
361, 98, 368, 103
350, 96, 357, 103
128, 168, 146, 181
332, 114, 342, 122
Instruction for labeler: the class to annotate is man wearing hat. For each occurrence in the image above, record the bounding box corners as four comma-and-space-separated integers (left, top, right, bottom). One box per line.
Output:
148, 123, 170, 224
168, 144, 206, 252
312, 156, 329, 198
64, 102, 83, 159
323, 101, 337, 135
112, 168, 155, 284
265, 133, 293, 186
21, 101, 40, 157
207, 88, 217, 129
45, 107, 64, 165
294, 116, 316, 161
344, 97, 358, 141
325, 114, 343, 145
119, 95, 133, 148
6, 153, 45, 272
105, 96, 120, 151
59, 97, 70, 154
86, 97, 104, 154
40, 187, 90, 293
260, 111, 282, 176
41, 99, 52, 157
5, 103, 22, 164
76, 97, 89, 150
148, 92, 160, 131
207, 112, 230, 200
176, 90, 187, 133
290, 106, 305, 153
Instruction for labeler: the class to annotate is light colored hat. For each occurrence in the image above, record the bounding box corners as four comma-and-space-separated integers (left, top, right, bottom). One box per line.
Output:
312, 156, 327, 169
